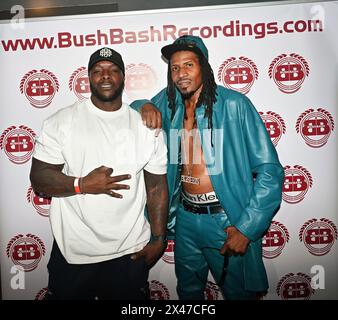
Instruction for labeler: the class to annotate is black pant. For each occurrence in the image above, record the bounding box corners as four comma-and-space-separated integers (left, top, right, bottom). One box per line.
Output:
46, 241, 150, 300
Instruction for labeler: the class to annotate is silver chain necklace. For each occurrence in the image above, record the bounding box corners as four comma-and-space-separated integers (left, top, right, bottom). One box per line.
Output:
181, 126, 201, 185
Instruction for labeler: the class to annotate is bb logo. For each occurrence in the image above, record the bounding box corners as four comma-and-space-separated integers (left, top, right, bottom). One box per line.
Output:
27, 186, 51, 217
283, 165, 313, 204
277, 272, 314, 300
204, 281, 220, 300
259, 111, 286, 146
262, 221, 289, 259
125, 63, 157, 100
35, 287, 48, 300
150, 280, 170, 300
20, 69, 59, 108
296, 108, 334, 148
6, 234, 46, 272
299, 218, 337, 256
0, 125, 36, 164
162, 239, 175, 264
68, 67, 90, 101
269, 53, 309, 93
217, 56, 258, 95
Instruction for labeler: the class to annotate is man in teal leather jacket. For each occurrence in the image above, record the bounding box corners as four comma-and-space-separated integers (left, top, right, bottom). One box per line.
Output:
131, 35, 284, 300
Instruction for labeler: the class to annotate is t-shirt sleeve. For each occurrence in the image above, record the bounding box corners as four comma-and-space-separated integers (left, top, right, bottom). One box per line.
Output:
144, 130, 167, 175
33, 114, 65, 165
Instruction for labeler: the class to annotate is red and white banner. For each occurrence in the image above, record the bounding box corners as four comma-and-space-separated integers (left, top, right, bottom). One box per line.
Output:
1, 1, 337, 300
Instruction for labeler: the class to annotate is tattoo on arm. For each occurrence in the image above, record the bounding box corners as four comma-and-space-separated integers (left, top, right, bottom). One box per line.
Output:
144, 170, 169, 237
30, 157, 76, 197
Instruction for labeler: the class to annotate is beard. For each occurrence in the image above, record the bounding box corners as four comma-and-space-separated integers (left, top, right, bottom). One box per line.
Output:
177, 82, 203, 101
180, 91, 195, 100
90, 81, 124, 102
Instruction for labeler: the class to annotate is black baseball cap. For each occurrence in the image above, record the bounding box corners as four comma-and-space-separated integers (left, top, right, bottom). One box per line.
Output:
88, 47, 125, 74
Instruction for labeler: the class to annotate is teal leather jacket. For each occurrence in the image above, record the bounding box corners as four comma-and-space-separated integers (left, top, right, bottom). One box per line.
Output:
131, 86, 284, 291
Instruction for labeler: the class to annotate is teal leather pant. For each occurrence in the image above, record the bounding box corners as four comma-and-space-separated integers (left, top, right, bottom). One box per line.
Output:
174, 204, 257, 300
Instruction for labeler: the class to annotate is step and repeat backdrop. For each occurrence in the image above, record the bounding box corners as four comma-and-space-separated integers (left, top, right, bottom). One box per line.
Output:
0, 1, 337, 300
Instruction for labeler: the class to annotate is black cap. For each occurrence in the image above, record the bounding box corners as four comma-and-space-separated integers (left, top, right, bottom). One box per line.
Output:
88, 47, 125, 74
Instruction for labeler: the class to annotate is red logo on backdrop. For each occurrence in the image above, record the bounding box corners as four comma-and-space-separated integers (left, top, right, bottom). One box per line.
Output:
20, 69, 59, 108
262, 221, 290, 259
162, 239, 175, 264
0, 125, 36, 164
269, 53, 309, 93
259, 111, 286, 146
6, 234, 46, 272
296, 108, 334, 148
35, 287, 48, 300
282, 165, 313, 204
217, 56, 258, 94
68, 67, 90, 101
27, 186, 51, 217
125, 63, 157, 100
204, 281, 220, 300
277, 272, 314, 300
299, 218, 337, 256
150, 280, 170, 300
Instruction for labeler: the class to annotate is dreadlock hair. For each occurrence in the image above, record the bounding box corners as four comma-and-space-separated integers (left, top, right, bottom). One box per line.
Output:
166, 52, 218, 146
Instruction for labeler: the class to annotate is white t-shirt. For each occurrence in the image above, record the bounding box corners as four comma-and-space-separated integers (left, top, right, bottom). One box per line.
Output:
33, 99, 167, 264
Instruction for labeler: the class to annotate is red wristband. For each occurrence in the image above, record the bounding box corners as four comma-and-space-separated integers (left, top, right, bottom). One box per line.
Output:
74, 177, 81, 194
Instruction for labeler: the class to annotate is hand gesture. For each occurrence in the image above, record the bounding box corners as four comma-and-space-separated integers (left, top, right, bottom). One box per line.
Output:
81, 166, 131, 198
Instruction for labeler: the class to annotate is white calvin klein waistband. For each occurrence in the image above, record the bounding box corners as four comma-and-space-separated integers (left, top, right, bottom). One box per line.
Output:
182, 190, 219, 204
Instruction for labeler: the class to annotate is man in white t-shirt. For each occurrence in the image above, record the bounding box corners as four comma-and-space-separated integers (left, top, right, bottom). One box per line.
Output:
30, 47, 168, 300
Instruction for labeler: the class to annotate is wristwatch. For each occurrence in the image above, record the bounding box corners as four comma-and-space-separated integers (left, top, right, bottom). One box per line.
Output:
150, 234, 168, 245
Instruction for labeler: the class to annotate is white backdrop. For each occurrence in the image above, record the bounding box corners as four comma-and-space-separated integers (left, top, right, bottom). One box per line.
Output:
1, 0, 337, 300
